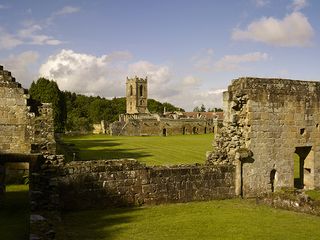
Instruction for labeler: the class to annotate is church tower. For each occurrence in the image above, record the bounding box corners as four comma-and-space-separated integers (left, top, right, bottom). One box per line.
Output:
126, 76, 148, 114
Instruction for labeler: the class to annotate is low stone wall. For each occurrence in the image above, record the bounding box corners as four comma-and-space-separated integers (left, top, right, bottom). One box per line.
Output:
31, 155, 235, 211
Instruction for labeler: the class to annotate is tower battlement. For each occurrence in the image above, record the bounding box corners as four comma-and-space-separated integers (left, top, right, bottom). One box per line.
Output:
126, 76, 148, 114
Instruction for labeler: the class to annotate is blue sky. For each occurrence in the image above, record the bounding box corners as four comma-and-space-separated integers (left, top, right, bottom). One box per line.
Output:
0, 0, 319, 110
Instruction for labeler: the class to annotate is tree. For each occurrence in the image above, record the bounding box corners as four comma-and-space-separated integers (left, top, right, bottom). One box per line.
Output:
29, 78, 66, 132
200, 104, 206, 112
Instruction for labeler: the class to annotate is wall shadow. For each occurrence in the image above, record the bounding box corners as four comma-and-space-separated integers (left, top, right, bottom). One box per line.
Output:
0, 186, 29, 240
57, 207, 144, 240
64, 139, 153, 161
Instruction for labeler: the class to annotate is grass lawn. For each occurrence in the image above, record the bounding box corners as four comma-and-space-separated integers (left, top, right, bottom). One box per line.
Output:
0, 184, 29, 240
62, 134, 214, 165
56, 199, 320, 240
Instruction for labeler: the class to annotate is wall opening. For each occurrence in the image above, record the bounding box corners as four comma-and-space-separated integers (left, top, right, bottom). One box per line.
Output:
192, 127, 197, 134
270, 169, 277, 192
130, 85, 133, 96
162, 128, 167, 136
182, 127, 186, 135
204, 127, 207, 134
294, 147, 314, 189
140, 85, 143, 97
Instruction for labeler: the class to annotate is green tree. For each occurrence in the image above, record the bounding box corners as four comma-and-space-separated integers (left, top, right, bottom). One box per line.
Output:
29, 78, 66, 132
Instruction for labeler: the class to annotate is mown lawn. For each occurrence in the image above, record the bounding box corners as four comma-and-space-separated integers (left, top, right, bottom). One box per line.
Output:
0, 185, 29, 240
62, 134, 214, 165
56, 199, 320, 240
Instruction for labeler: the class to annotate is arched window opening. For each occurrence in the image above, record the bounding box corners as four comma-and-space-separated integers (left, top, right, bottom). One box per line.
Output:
130, 85, 133, 96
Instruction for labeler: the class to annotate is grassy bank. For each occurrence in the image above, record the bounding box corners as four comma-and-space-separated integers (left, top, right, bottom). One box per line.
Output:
62, 134, 214, 165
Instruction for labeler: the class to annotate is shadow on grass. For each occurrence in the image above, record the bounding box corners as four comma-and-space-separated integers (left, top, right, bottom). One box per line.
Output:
0, 186, 29, 240
57, 207, 144, 240
66, 139, 153, 161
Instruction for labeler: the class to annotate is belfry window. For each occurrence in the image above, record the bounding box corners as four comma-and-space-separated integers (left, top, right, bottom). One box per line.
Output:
130, 85, 133, 96
140, 85, 143, 97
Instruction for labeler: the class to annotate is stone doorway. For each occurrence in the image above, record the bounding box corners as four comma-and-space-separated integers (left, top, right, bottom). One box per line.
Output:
162, 128, 167, 136
294, 147, 314, 189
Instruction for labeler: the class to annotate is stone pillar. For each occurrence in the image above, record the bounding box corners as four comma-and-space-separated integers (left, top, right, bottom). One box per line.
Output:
235, 159, 242, 196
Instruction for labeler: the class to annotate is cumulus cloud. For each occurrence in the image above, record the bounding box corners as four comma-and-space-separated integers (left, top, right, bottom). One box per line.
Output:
182, 76, 202, 87
39, 49, 131, 97
232, 12, 314, 47
1, 51, 39, 87
214, 52, 268, 71
39, 49, 226, 111
128, 61, 179, 98
290, 0, 308, 11
39, 49, 178, 99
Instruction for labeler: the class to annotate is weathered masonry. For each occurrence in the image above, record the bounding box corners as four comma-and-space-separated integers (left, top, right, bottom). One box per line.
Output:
0, 65, 55, 194
31, 156, 235, 211
208, 77, 320, 197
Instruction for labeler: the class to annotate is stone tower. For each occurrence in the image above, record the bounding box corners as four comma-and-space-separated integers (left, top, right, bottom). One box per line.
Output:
126, 76, 148, 114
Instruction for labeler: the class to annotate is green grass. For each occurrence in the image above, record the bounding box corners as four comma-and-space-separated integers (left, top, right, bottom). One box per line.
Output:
306, 190, 320, 201
56, 199, 320, 240
62, 134, 214, 165
0, 184, 29, 240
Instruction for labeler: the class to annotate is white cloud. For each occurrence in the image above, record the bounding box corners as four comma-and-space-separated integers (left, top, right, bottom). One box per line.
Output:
128, 61, 178, 98
18, 24, 63, 46
182, 76, 202, 87
0, 28, 23, 49
0, 4, 9, 10
214, 52, 268, 71
54, 6, 80, 15
39, 49, 226, 111
0, 23, 63, 49
1, 51, 39, 87
290, 0, 308, 11
232, 12, 314, 47
253, 0, 270, 7
193, 50, 268, 72
39, 49, 131, 97
192, 48, 214, 71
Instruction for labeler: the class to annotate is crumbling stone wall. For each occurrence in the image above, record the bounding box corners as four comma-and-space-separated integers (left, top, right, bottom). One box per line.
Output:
0, 65, 55, 193
31, 156, 235, 210
208, 77, 320, 197
0, 65, 55, 155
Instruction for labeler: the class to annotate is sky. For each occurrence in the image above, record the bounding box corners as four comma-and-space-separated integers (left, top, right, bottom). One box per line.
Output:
0, 0, 319, 111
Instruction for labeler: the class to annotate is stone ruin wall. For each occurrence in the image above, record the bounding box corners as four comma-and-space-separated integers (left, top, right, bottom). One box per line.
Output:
111, 117, 214, 136
208, 77, 320, 197
31, 156, 235, 211
0, 65, 56, 193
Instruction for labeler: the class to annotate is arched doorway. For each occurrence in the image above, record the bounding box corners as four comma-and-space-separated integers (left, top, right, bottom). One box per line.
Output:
162, 128, 167, 136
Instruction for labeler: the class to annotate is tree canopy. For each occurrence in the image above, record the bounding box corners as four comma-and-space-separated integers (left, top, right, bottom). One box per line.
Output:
29, 78, 66, 132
